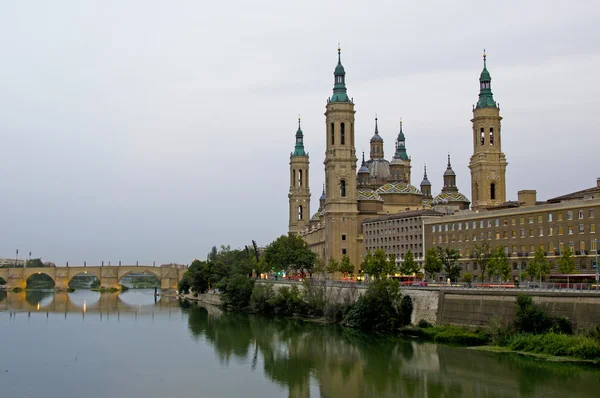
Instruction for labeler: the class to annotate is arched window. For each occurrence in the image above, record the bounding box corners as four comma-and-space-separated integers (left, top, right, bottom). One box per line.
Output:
340, 123, 345, 145
331, 123, 335, 145
298, 205, 303, 220
298, 169, 303, 187
489, 128, 494, 145
340, 180, 346, 197
490, 183, 496, 200
480, 128, 485, 145
293, 169, 296, 187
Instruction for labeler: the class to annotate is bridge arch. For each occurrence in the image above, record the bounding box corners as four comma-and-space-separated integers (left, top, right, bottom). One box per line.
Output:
68, 270, 102, 288
24, 271, 56, 289
117, 268, 162, 285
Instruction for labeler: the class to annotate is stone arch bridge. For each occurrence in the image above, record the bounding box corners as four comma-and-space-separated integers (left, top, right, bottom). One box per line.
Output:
0, 266, 185, 290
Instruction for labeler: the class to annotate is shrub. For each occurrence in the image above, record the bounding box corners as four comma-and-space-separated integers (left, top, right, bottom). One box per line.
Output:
507, 333, 600, 360
269, 285, 305, 316
585, 325, 600, 342
220, 274, 254, 310
250, 283, 276, 314
431, 326, 489, 346
400, 295, 413, 326
417, 319, 432, 328
551, 317, 574, 335
514, 295, 553, 334
178, 276, 191, 294
488, 315, 514, 346
343, 279, 402, 332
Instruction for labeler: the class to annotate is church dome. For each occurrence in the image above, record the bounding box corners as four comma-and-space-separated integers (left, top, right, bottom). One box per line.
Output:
370, 133, 383, 142
358, 163, 369, 174
376, 182, 421, 195
365, 159, 390, 180
390, 157, 403, 166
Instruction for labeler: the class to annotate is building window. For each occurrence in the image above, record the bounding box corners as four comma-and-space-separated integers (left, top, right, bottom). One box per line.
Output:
548, 213, 553, 222
340, 180, 346, 197
538, 215, 543, 223
473, 234, 477, 241
512, 231, 517, 238
473, 221, 477, 229
529, 216, 534, 224
340, 123, 345, 145
579, 224, 585, 234
549, 226, 554, 236
298, 169, 303, 187
480, 128, 485, 145
568, 226, 574, 235
342, 248, 347, 255
549, 242, 555, 253
539, 227, 543, 237
292, 169, 296, 187
590, 209, 595, 218
567, 211, 573, 220
342, 234, 346, 241
512, 218, 516, 226
503, 218, 508, 226
558, 213, 563, 222
487, 220, 492, 228
331, 123, 335, 145
580, 241, 586, 251
578, 210, 584, 219
520, 217, 525, 225
591, 224, 596, 233
489, 128, 494, 145
496, 232, 501, 240
529, 229, 534, 237
490, 183, 496, 200
298, 205, 303, 220
495, 219, 500, 227
558, 226, 564, 235
520, 229, 525, 238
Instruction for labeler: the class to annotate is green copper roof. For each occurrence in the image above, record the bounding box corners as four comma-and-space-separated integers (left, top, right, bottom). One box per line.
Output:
476, 52, 497, 109
394, 120, 409, 160
292, 118, 306, 156
330, 47, 350, 103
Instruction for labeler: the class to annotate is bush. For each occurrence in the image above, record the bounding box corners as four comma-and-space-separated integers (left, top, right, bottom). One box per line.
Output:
400, 295, 413, 326
250, 284, 276, 314
178, 276, 191, 294
220, 274, 254, 310
585, 325, 600, 342
269, 285, 306, 316
343, 279, 402, 332
433, 328, 489, 346
417, 319, 432, 328
507, 333, 600, 360
551, 317, 574, 335
488, 316, 514, 346
514, 295, 553, 334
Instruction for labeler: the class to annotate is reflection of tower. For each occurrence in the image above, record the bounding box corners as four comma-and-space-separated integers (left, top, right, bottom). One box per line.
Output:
469, 51, 508, 210
324, 47, 358, 265
289, 118, 311, 234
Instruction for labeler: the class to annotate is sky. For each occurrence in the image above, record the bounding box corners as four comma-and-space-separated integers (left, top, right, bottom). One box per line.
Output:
1, 0, 599, 266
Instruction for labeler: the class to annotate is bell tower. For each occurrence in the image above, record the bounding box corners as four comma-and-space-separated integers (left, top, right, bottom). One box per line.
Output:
469, 51, 508, 210
324, 46, 359, 266
289, 117, 311, 234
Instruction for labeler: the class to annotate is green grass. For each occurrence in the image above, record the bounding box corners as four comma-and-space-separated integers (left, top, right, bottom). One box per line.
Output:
399, 325, 490, 346
506, 333, 600, 360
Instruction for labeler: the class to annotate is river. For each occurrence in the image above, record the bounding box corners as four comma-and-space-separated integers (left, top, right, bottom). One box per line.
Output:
1, 289, 599, 398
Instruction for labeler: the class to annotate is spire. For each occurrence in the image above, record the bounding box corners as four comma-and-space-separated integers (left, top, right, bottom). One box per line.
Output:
424, 164, 428, 178
362, 151, 366, 165
421, 164, 431, 186
292, 116, 306, 156
330, 45, 350, 103
443, 153, 457, 192
393, 119, 408, 160
447, 153, 451, 168
476, 49, 497, 109
358, 150, 369, 174
370, 116, 383, 143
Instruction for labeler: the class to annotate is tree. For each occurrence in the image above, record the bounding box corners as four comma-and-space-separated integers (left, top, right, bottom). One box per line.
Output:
263, 235, 316, 275
462, 272, 473, 286
400, 250, 420, 277
489, 247, 510, 282
526, 247, 550, 285
437, 247, 461, 282
25, 258, 45, 268
339, 255, 355, 276
326, 257, 340, 275
363, 248, 396, 279
423, 247, 442, 281
472, 243, 492, 282
557, 247, 575, 288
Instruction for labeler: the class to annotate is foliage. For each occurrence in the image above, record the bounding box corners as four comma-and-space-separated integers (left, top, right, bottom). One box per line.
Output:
219, 274, 255, 310
423, 247, 442, 280
436, 246, 461, 282
250, 283, 276, 314
269, 285, 306, 316
557, 247, 576, 286
25, 258, 45, 268
462, 272, 473, 284
313, 257, 325, 276
399, 325, 489, 346
362, 249, 396, 279
399, 250, 419, 276
507, 333, 600, 360
263, 235, 316, 275
178, 276, 191, 294
343, 279, 402, 332
525, 247, 551, 282
472, 243, 492, 282
400, 295, 413, 326
489, 247, 510, 282
326, 257, 339, 274
339, 255, 354, 276
514, 295, 553, 334
417, 319, 432, 328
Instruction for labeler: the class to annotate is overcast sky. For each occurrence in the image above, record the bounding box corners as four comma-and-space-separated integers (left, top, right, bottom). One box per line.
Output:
1, 1, 599, 265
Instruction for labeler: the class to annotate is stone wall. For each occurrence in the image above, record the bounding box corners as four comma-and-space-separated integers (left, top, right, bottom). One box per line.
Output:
438, 291, 600, 330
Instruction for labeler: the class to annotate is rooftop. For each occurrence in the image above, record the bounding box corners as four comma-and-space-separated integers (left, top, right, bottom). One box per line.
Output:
363, 209, 443, 224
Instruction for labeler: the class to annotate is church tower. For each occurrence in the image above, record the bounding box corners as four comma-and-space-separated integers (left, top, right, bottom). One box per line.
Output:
469, 51, 508, 210
323, 46, 359, 266
288, 117, 311, 234
389, 120, 411, 183
420, 165, 432, 200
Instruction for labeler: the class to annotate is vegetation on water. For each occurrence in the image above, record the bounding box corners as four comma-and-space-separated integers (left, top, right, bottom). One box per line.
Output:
91, 284, 129, 293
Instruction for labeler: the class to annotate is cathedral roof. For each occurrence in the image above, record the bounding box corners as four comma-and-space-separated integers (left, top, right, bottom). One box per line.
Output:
292, 117, 306, 156
330, 46, 350, 103
476, 51, 497, 109
434, 191, 471, 204
357, 189, 383, 201
376, 182, 421, 195
365, 158, 390, 180
310, 208, 325, 221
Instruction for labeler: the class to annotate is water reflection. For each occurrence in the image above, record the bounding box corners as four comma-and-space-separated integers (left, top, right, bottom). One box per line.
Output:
182, 303, 600, 398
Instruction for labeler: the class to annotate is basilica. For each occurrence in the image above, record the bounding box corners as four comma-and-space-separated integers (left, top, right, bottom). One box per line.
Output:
288, 48, 506, 268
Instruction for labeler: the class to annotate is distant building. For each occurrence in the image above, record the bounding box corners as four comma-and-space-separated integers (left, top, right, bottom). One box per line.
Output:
0, 258, 26, 267
363, 209, 443, 268
424, 181, 600, 282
